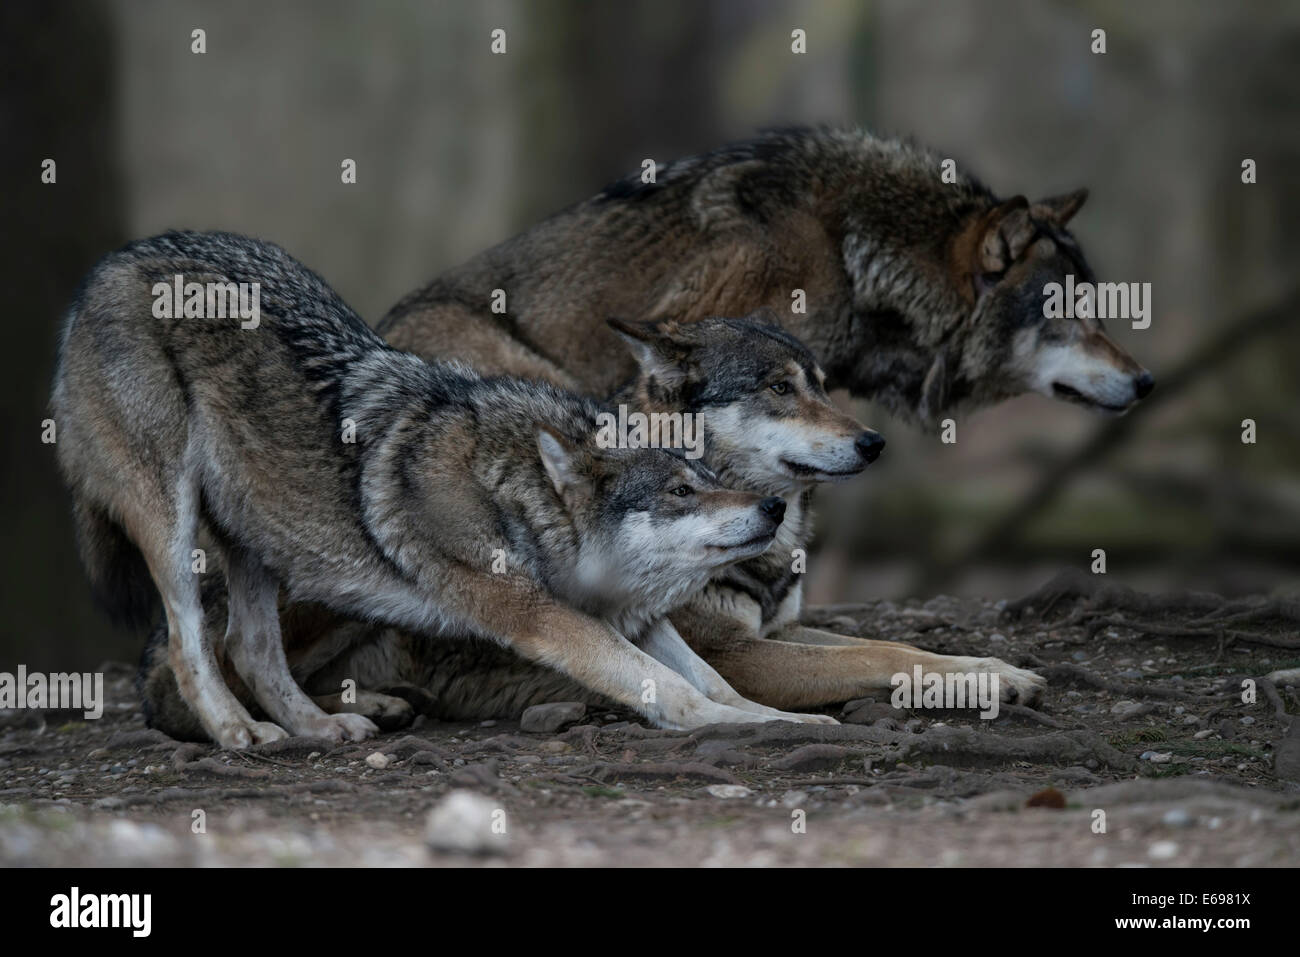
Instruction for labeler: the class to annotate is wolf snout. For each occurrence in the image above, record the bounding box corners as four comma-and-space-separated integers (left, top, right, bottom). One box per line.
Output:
1134, 370, 1155, 400
758, 496, 786, 524
855, 431, 886, 464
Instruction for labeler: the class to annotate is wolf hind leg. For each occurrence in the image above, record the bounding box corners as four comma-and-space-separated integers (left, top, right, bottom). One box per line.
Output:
223, 551, 377, 743
134, 481, 285, 749
776, 627, 877, 647
705, 627, 1046, 711
637, 619, 836, 725
311, 689, 414, 731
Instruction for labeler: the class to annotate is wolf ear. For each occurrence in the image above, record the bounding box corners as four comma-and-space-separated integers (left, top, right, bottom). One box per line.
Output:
978, 196, 1034, 274
537, 428, 586, 500
607, 317, 690, 388
1032, 188, 1088, 226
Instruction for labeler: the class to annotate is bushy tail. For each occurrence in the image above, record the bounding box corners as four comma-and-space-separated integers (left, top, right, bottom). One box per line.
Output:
72, 498, 158, 630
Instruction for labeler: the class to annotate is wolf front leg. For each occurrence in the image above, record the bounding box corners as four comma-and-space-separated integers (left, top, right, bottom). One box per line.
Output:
431, 570, 791, 730
635, 618, 835, 724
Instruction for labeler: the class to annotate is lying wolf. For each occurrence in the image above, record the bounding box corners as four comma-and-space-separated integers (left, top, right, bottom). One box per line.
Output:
54, 231, 830, 748
141, 312, 1043, 735
381, 126, 1152, 424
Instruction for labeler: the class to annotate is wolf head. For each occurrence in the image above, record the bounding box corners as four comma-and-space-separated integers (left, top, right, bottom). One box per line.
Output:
535, 427, 786, 624
608, 314, 884, 496
768, 128, 1154, 425
951, 190, 1154, 414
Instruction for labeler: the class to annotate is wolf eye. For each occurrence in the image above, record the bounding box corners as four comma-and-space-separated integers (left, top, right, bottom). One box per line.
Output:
670, 485, 693, 497
769, 382, 790, 395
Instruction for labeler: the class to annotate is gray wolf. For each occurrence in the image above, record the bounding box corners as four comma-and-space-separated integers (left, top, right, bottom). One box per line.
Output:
332, 126, 1128, 716
142, 312, 1043, 734
54, 231, 830, 748
380, 126, 1153, 425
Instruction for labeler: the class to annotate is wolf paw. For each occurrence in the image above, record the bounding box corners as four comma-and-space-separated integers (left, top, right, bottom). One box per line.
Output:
983, 659, 1047, 707
299, 712, 379, 743
215, 719, 289, 750
313, 689, 415, 731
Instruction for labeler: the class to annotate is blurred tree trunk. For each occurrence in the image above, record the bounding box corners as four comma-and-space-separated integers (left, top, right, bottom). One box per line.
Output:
0, 1, 127, 669
513, 0, 725, 224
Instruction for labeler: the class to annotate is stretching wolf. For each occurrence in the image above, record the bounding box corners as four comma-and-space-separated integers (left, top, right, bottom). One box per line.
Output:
53, 231, 831, 748
141, 312, 1043, 736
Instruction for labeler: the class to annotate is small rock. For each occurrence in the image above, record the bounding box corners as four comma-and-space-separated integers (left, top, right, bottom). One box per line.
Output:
365, 752, 391, 770
1162, 808, 1192, 827
520, 702, 586, 733
1239, 716, 1255, 726
1140, 751, 1173, 764
1110, 700, 1143, 717
1148, 840, 1179, 861
705, 784, 753, 799
1193, 729, 1215, 739
425, 790, 508, 855
449, 759, 501, 789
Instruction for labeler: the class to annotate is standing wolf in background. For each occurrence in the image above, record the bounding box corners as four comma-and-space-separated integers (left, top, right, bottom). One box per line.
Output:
382, 126, 1152, 423
54, 231, 831, 748
142, 313, 1042, 737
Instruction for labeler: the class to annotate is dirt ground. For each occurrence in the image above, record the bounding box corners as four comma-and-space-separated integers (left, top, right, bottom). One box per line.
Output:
3, 575, 1298, 867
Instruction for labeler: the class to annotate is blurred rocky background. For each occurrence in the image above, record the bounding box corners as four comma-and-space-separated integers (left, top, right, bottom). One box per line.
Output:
3, 0, 1297, 669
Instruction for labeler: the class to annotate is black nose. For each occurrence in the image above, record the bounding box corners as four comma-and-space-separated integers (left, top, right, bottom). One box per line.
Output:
758, 496, 786, 524
855, 431, 886, 464
1135, 371, 1155, 399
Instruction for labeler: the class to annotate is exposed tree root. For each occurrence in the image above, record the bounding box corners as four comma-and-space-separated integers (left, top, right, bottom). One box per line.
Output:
1007, 569, 1300, 651
1041, 662, 1216, 702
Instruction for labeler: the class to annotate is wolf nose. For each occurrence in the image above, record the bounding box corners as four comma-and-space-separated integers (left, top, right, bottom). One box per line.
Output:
758, 496, 786, 524
1135, 371, 1155, 399
856, 431, 886, 464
